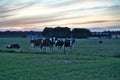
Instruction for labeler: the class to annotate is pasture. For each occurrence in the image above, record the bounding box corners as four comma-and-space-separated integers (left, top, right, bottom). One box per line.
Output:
0, 38, 120, 80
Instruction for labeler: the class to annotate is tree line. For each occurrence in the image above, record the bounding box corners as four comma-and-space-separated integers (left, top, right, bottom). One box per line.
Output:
0, 27, 92, 38
42, 27, 92, 38
1, 27, 119, 38
0, 31, 42, 38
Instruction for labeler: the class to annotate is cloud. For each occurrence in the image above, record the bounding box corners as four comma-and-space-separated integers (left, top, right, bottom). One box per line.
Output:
0, 0, 39, 16
0, 13, 87, 28
47, 0, 85, 7
67, 20, 120, 25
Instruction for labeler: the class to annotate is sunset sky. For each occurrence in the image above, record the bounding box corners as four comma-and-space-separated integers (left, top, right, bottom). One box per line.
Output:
0, 0, 120, 31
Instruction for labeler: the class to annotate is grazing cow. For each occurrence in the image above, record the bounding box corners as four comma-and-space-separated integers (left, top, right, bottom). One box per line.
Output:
55, 39, 64, 53
64, 38, 75, 53
6, 44, 20, 49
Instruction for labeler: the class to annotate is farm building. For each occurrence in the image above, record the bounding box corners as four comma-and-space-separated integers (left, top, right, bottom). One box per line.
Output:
92, 31, 120, 39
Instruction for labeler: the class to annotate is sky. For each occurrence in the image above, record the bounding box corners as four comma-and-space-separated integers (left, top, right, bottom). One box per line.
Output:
0, 0, 120, 31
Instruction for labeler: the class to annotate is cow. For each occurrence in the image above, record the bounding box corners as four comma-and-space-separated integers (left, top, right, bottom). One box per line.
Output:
6, 44, 20, 49
99, 40, 103, 44
30, 38, 42, 51
64, 38, 75, 53
40, 38, 55, 52
30, 37, 55, 52
55, 38, 64, 53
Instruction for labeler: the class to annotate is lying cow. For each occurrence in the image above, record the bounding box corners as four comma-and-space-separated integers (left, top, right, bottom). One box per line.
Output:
99, 40, 103, 44
6, 44, 20, 49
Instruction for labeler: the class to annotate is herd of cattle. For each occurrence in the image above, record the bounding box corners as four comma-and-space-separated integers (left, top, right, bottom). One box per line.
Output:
6, 37, 103, 53
6, 37, 75, 53
31, 37, 75, 53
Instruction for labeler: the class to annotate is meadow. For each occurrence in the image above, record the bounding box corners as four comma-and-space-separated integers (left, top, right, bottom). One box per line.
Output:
0, 38, 120, 80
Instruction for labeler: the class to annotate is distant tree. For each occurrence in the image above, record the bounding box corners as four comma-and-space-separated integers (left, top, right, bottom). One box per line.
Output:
42, 27, 71, 38
71, 28, 92, 38
42, 27, 54, 37
53, 27, 71, 38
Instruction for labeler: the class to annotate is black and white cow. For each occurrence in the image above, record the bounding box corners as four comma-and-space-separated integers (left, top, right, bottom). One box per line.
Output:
64, 38, 75, 53
40, 38, 55, 52
6, 44, 20, 49
55, 39, 64, 53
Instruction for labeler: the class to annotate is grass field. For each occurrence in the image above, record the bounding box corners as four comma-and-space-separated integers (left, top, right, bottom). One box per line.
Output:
0, 38, 120, 80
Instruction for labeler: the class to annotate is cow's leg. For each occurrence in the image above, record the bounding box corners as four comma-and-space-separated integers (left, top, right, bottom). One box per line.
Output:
66, 47, 71, 53
68, 46, 72, 53
40, 46, 46, 53
31, 43, 35, 51
70, 47, 72, 53
41, 46, 46, 53
56, 46, 59, 53
40, 45, 43, 52
52, 46, 54, 53
49, 46, 53, 53
64, 46, 66, 53
56, 46, 60, 53
60, 46, 62, 53
44, 46, 46, 53
66, 47, 69, 53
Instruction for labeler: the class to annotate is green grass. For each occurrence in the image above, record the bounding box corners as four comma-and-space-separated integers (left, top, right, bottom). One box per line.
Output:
0, 38, 120, 80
